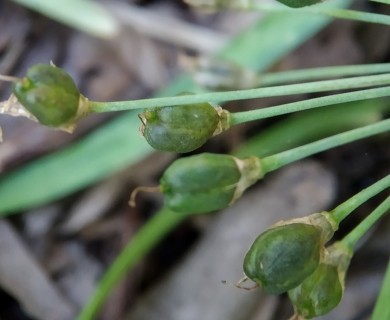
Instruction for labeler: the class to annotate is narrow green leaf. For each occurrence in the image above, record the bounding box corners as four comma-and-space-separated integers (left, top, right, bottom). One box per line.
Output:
372, 259, 390, 320
11, 0, 119, 38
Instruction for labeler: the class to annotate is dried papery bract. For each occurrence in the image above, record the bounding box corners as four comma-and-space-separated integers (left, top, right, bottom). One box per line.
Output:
288, 242, 352, 318
242, 212, 337, 294
160, 153, 263, 214
0, 74, 39, 140
0, 93, 38, 121
139, 102, 230, 153
0, 93, 41, 142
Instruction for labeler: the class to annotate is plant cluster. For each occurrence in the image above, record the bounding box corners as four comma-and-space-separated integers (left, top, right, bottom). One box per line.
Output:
1, 0, 390, 319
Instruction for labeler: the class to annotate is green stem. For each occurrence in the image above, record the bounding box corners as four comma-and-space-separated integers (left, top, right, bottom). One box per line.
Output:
261, 118, 390, 174
246, 3, 390, 26
77, 208, 186, 320
341, 195, 390, 249
259, 63, 390, 86
305, 7, 390, 26
88, 73, 390, 112
229, 86, 390, 126
331, 175, 390, 224
370, 0, 390, 4
372, 258, 390, 320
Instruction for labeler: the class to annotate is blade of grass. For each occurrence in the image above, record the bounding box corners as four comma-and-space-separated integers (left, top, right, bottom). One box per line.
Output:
77, 207, 185, 320
11, 0, 119, 38
0, 0, 353, 215
372, 259, 390, 320
370, 0, 390, 4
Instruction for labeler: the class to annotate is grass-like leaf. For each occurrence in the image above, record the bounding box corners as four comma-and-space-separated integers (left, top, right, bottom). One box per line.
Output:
372, 259, 390, 320
11, 0, 119, 38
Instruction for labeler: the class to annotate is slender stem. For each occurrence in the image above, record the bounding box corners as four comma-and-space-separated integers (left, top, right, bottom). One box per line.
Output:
259, 63, 390, 86
306, 7, 390, 26
331, 175, 390, 224
244, 3, 390, 26
77, 208, 186, 320
233, 99, 386, 158
229, 86, 390, 126
261, 119, 390, 174
341, 195, 390, 249
88, 73, 390, 113
370, 0, 390, 4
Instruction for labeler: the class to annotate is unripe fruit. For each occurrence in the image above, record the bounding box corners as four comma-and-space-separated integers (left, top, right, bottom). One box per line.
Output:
13, 64, 81, 127
160, 153, 262, 214
288, 242, 352, 318
243, 223, 323, 294
276, 0, 322, 8
289, 263, 342, 318
139, 102, 229, 153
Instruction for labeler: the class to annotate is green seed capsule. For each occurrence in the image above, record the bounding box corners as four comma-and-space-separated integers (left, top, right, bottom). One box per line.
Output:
288, 263, 342, 318
139, 102, 229, 153
13, 64, 80, 127
276, 0, 322, 8
243, 223, 323, 294
288, 243, 352, 318
160, 153, 262, 214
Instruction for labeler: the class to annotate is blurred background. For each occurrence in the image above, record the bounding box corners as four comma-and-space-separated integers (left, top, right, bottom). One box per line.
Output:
0, 0, 390, 319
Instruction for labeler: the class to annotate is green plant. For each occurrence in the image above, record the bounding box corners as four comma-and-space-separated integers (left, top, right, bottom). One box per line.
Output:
1, 0, 390, 319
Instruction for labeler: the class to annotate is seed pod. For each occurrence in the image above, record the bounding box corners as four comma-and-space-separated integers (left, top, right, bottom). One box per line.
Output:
243, 223, 324, 294
13, 64, 82, 128
276, 0, 322, 8
139, 102, 230, 153
288, 242, 352, 318
160, 153, 262, 214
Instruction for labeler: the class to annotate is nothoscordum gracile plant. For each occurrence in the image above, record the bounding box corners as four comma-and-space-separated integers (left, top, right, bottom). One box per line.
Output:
0, 0, 390, 320
1, 59, 390, 319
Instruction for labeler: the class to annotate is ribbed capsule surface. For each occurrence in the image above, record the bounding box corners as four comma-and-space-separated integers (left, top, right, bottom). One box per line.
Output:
140, 102, 220, 153
288, 263, 343, 318
160, 153, 241, 214
13, 64, 80, 127
243, 223, 323, 294
276, 0, 322, 8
